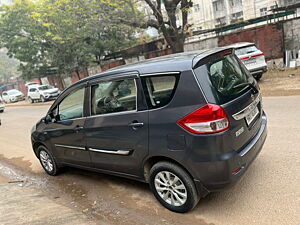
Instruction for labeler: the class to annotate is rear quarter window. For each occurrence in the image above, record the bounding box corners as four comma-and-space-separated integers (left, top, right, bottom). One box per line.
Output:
141, 74, 179, 109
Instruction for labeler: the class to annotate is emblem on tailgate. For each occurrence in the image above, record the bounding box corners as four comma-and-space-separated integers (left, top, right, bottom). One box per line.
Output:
236, 127, 244, 137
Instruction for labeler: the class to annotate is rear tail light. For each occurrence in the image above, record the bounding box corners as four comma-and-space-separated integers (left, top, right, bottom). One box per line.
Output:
177, 104, 230, 134
240, 53, 264, 61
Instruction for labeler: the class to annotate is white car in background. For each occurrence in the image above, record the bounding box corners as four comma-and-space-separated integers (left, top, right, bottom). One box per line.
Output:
228, 42, 268, 80
1, 89, 25, 103
27, 85, 61, 103
0, 96, 5, 113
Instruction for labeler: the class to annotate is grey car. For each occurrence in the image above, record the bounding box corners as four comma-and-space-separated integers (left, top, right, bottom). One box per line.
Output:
31, 47, 267, 213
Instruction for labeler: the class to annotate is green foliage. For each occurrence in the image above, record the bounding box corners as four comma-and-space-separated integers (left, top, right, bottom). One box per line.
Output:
0, 0, 141, 81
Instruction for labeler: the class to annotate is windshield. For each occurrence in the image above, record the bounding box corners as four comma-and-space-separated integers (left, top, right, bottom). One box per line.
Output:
235, 45, 258, 56
7, 90, 21, 95
38, 85, 53, 90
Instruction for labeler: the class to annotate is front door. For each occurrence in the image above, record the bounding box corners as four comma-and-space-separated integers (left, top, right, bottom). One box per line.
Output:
84, 77, 148, 177
46, 86, 91, 167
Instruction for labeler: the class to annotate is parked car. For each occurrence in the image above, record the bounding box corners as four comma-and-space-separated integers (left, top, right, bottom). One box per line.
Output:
228, 42, 268, 80
31, 47, 267, 213
0, 96, 5, 112
25, 82, 40, 88
2, 89, 25, 103
27, 85, 61, 103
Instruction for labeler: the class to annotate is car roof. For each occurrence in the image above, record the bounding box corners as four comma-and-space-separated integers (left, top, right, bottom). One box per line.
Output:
226, 42, 255, 49
71, 46, 233, 88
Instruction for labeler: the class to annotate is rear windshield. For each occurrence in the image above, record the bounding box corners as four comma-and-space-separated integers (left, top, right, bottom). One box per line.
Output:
235, 45, 258, 56
194, 54, 253, 104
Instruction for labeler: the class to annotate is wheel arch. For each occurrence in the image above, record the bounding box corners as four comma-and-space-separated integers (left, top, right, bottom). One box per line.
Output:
143, 156, 194, 183
32, 142, 47, 158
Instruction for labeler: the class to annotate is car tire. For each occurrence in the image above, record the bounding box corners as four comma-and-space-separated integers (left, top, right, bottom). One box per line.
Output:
28, 97, 33, 104
37, 145, 60, 176
254, 73, 263, 81
0, 110, 4, 113
40, 96, 45, 102
149, 161, 199, 213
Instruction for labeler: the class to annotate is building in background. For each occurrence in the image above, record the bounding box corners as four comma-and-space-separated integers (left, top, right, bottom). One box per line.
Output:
189, 0, 300, 32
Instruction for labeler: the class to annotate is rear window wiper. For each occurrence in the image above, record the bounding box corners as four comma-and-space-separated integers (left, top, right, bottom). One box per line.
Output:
233, 82, 259, 94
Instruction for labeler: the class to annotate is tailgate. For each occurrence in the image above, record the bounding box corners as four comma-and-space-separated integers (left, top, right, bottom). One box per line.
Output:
222, 90, 262, 151
193, 50, 263, 152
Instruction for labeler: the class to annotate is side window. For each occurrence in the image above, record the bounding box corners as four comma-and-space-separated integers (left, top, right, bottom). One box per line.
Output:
91, 79, 136, 116
3, 92, 7, 96
29, 88, 36, 92
141, 75, 179, 109
56, 87, 85, 121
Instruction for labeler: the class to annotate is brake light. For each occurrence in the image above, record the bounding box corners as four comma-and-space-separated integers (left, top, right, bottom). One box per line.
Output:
240, 53, 264, 61
177, 104, 230, 134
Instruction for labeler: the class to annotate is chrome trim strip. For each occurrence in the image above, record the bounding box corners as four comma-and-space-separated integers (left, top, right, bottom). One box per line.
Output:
140, 71, 181, 77
89, 148, 131, 155
55, 144, 86, 151
232, 94, 261, 120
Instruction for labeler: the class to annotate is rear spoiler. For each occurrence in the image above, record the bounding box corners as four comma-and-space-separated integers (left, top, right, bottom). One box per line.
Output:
193, 48, 235, 69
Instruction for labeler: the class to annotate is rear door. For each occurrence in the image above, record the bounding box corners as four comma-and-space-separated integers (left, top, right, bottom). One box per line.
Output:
193, 51, 263, 152
84, 74, 149, 177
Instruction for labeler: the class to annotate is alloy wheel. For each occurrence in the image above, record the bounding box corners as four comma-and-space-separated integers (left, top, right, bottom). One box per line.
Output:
39, 150, 54, 172
154, 171, 187, 207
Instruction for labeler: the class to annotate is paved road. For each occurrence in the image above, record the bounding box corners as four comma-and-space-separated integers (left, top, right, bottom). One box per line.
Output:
0, 96, 299, 225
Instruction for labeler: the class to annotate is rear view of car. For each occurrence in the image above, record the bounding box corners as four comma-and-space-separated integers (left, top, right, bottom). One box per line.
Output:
229, 42, 267, 80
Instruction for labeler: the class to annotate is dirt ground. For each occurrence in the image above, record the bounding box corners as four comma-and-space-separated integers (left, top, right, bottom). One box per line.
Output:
0, 96, 299, 225
259, 68, 300, 96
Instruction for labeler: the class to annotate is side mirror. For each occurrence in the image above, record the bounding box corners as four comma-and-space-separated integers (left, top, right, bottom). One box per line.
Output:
43, 115, 52, 124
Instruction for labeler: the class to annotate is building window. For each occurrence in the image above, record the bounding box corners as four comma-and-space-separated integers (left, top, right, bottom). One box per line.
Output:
215, 17, 227, 28
231, 11, 243, 23
260, 7, 268, 16
194, 4, 200, 12
213, 0, 224, 12
230, 0, 242, 7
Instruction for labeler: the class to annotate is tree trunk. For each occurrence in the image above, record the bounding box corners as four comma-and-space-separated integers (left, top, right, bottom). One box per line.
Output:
75, 69, 81, 80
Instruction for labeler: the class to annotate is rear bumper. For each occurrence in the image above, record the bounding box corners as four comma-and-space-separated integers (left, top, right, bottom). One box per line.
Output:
194, 113, 267, 195
249, 66, 268, 75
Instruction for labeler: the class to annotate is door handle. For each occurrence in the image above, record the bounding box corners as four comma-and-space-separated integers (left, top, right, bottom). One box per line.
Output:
128, 121, 144, 130
74, 126, 84, 132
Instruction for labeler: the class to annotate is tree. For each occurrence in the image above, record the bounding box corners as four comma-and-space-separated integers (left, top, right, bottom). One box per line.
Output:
0, 0, 140, 82
117, 0, 193, 53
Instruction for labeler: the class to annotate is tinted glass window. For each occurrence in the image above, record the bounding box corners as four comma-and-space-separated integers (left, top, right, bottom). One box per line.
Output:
207, 54, 253, 97
29, 88, 36, 92
57, 87, 85, 120
91, 79, 136, 116
38, 85, 53, 90
141, 75, 179, 109
235, 45, 258, 56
